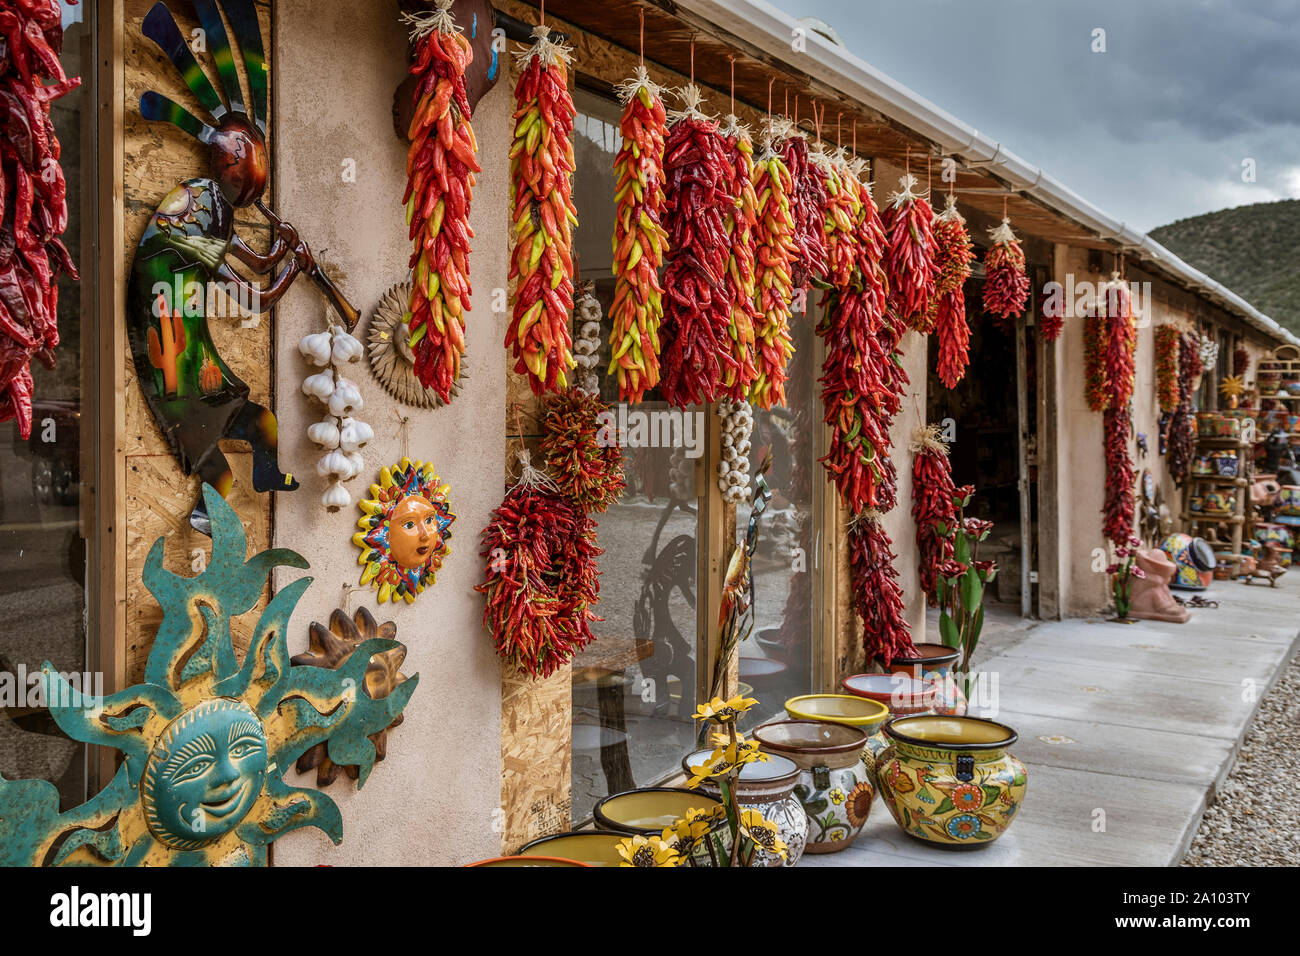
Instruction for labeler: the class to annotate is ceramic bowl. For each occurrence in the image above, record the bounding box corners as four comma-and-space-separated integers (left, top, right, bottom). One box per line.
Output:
841, 673, 937, 716
784, 693, 890, 729
516, 830, 632, 867
465, 855, 591, 867
592, 787, 725, 835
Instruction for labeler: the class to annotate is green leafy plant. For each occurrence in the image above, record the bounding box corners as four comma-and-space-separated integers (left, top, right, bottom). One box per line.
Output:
935, 485, 997, 696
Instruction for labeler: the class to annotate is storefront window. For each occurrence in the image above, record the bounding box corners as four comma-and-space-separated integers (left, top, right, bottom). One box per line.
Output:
567, 85, 818, 819
0, 1, 95, 811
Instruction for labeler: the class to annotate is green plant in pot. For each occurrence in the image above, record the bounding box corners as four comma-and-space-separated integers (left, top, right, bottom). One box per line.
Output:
1107, 534, 1145, 621
935, 486, 997, 698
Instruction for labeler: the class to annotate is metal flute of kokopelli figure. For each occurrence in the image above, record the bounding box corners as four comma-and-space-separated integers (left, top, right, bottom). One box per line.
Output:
127, 0, 359, 534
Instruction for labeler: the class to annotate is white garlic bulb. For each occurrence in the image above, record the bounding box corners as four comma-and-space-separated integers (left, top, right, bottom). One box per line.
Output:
330, 327, 364, 365
317, 448, 357, 481
328, 380, 363, 418
338, 418, 374, 453
322, 480, 351, 510
298, 330, 333, 366
302, 369, 336, 402
307, 417, 341, 449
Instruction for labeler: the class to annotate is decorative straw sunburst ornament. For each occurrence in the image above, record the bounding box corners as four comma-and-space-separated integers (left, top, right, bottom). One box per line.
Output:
366, 281, 463, 408
354, 458, 455, 603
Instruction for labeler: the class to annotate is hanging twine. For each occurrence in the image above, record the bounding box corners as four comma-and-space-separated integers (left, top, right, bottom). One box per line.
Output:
614, 63, 664, 105
401, 0, 459, 39
888, 172, 922, 210
935, 192, 965, 223
988, 217, 1018, 245
515, 24, 573, 69
846, 508, 885, 532
669, 83, 714, 123
909, 423, 951, 457
509, 447, 559, 494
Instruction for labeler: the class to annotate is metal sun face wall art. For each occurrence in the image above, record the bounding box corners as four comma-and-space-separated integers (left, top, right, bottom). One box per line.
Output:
355, 458, 456, 603
127, 0, 360, 534
0, 485, 418, 866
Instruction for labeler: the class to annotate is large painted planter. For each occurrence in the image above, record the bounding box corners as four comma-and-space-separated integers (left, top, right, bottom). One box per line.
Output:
516, 830, 633, 867
682, 750, 808, 867
1160, 532, 1215, 590
883, 643, 967, 715
592, 788, 732, 866
841, 673, 939, 783
874, 715, 1026, 848
1278, 486, 1300, 517
1254, 523, 1294, 566
754, 720, 873, 853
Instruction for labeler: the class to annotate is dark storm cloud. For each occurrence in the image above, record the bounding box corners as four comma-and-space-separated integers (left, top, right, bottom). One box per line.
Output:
774, 0, 1300, 228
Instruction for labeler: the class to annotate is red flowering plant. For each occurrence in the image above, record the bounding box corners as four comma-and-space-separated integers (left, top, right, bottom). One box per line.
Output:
935, 485, 998, 695
1107, 534, 1146, 621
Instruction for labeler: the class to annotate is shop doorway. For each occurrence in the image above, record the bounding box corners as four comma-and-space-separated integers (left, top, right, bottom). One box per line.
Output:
926, 264, 1045, 619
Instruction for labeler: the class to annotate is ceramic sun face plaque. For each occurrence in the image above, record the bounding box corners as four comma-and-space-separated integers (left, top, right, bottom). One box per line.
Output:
354, 458, 455, 603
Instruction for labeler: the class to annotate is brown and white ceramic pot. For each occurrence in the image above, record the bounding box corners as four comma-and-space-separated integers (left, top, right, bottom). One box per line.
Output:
753, 720, 873, 853
681, 749, 808, 867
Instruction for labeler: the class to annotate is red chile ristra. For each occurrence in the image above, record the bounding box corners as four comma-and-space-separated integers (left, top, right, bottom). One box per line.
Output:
476, 459, 602, 680
508, 27, 578, 395
609, 66, 668, 404
749, 127, 797, 411
0, 0, 79, 438
719, 115, 761, 401
929, 195, 974, 389
778, 131, 829, 294
911, 426, 958, 606
848, 512, 917, 666
1101, 277, 1137, 545
882, 173, 937, 332
982, 217, 1031, 330
403, 5, 478, 404
659, 86, 736, 408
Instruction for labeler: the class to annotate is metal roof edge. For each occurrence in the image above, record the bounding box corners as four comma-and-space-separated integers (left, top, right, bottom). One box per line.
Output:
676, 0, 1299, 348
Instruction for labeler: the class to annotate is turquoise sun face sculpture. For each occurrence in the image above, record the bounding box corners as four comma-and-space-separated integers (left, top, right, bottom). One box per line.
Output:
0, 484, 419, 866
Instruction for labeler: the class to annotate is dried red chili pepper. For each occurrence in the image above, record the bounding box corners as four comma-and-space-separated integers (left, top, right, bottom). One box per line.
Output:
982, 217, 1030, 332
1084, 305, 1109, 412
848, 513, 917, 666
0, 0, 79, 438
928, 196, 973, 385
540, 389, 626, 514
609, 67, 668, 403
749, 136, 796, 410
659, 90, 735, 408
718, 117, 760, 400
1100, 277, 1137, 545
1233, 346, 1249, 378
911, 426, 957, 605
507, 27, 578, 395
403, 6, 478, 404
1168, 331, 1202, 486
1155, 324, 1181, 413
476, 464, 602, 679
777, 131, 828, 293
882, 174, 936, 331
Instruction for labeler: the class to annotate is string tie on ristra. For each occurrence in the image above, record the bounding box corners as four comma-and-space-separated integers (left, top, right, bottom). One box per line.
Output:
847, 508, 884, 532
516, 23, 572, 69
510, 447, 558, 493
988, 216, 1019, 245
401, 0, 459, 39
888, 172, 922, 210
910, 423, 950, 457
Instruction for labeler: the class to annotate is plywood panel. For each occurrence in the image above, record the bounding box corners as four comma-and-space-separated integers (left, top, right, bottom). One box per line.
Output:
501, 665, 573, 852
121, 0, 276, 676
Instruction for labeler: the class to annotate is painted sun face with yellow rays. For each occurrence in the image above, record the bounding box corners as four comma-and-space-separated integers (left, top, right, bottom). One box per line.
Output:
0, 485, 418, 867
353, 457, 455, 604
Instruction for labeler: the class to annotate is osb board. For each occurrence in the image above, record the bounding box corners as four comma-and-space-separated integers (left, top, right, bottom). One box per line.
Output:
501, 664, 573, 852
122, 0, 276, 678
124, 451, 271, 685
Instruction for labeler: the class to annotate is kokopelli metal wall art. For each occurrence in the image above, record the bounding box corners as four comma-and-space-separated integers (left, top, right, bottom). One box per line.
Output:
128, 0, 359, 534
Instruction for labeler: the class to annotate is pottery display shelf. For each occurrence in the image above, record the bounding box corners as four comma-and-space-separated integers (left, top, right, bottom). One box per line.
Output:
1180, 435, 1252, 575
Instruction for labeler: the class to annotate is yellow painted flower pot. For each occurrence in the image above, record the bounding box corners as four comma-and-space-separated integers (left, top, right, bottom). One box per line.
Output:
874, 715, 1027, 848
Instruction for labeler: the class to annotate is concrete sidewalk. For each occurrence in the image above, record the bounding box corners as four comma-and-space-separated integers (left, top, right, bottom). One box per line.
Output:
805, 574, 1300, 867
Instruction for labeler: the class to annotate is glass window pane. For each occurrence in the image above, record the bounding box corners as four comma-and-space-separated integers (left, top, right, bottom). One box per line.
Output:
736, 301, 820, 731
569, 86, 702, 822
0, 1, 94, 811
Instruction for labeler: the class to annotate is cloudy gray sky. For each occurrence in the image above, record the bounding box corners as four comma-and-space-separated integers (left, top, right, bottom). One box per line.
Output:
771, 0, 1300, 231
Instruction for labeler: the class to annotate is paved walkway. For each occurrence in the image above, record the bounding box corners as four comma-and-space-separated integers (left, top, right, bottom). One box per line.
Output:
806, 573, 1300, 867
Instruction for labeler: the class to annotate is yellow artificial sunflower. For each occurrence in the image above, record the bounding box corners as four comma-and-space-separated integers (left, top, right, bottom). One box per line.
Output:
664, 805, 725, 853
738, 808, 788, 860
616, 833, 683, 868
687, 739, 768, 788
692, 694, 759, 725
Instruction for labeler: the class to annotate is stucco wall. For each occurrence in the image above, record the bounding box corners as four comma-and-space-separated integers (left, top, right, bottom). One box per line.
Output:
270, 0, 506, 866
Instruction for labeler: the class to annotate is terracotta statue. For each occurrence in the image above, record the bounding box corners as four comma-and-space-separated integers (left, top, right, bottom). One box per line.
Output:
1127, 548, 1190, 624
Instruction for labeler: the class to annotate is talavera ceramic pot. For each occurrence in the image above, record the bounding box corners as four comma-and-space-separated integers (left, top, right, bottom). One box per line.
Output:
883, 644, 967, 715
516, 830, 632, 867
754, 720, 873, 853
874, 715, 1026, 848
681, 749, 808, 867
592, 787, 732, 866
